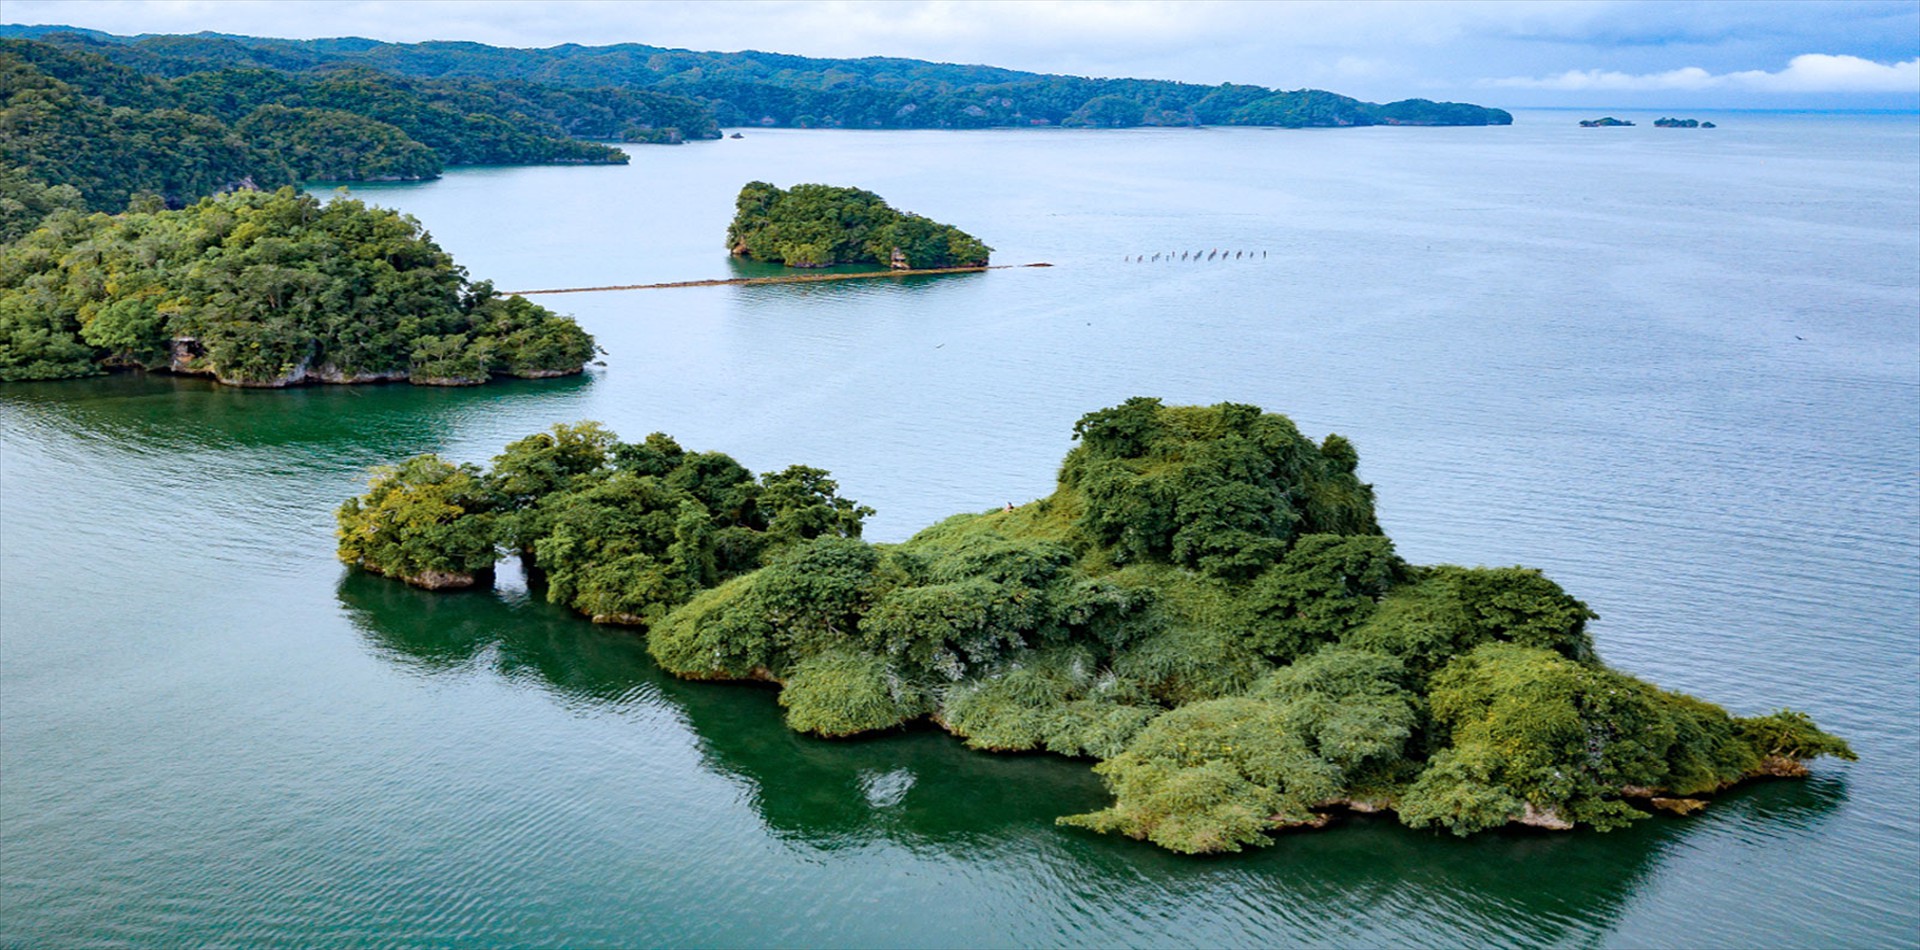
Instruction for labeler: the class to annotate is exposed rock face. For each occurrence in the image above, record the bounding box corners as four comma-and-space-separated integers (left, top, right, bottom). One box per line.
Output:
311, 363, 409, 384
1757, 755, 1811, 778
404, 568, 483, 590
1651, 797, 1708, 816
1518, 802, 1575, 830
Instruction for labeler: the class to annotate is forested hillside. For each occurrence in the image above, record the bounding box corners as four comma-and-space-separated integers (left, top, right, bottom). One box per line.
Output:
4, 26, 1513, 131
0, 37, 720, 236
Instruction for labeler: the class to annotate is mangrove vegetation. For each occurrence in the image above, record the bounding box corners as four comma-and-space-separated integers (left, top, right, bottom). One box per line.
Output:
336, 398, 1853, 853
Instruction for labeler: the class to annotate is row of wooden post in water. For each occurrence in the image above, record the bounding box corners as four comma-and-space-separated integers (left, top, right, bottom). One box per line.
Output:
1126, 250, 1268, 262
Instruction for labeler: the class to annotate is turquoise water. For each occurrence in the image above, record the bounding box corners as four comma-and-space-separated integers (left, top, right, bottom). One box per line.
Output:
3, 112, 1916, 947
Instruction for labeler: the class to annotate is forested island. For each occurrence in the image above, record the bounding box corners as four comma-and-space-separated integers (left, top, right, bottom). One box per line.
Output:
727, 182, 991, 268
1655, 117, 1716, 128
336, 399, 1852, 853
3, 26, 1512, 133
0, 187, 594, 385
1579, 117, 1635, 127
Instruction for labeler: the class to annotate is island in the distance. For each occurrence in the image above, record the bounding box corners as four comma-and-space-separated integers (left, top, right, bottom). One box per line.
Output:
0, 187, 595, 386
1655, 117, 1717, 128
726, 182, 992, 269
335, 399, 1854, 853
1579, 117, 1636, 127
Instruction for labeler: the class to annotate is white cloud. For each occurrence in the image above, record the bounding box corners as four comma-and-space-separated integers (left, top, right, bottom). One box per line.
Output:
1486, 54, 1920, 93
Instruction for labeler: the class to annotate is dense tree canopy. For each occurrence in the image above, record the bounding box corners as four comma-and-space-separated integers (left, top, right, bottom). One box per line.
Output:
0, 187, 594, 385
0, 38, 725, 240
6, 28, 1512, 133
726, 182, 991, 268
337, 422, 874, 627
340, 399, 1854, 852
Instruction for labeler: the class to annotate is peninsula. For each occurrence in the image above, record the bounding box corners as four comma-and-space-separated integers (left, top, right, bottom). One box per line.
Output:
336, 399, 1853, 853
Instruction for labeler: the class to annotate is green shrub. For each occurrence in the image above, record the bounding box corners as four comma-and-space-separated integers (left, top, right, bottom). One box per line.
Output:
1059, 697, 1339, 853
940, 647, 1158, 758
780, 650, 927, 737
1242, 534, 1398, 661
1736, 709, 1857, 762
336, 455, 497, 583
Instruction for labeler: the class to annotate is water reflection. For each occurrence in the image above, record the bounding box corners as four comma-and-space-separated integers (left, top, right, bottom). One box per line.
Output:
338, 562, 1848, 946
722, 254, 989, 305
0, 370, 598, 460
337, 565, 1108, 852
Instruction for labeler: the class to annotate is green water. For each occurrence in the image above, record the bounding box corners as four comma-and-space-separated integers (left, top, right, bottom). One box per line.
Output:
3, 114, 1916, 947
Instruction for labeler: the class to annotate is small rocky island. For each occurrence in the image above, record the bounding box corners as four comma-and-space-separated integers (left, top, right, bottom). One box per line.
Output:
726, 181, 991, 269
337, 399, 1853, 853
0, 188, 595, 386
1655, 117, 1717, 128
1579, 117, 1636, 127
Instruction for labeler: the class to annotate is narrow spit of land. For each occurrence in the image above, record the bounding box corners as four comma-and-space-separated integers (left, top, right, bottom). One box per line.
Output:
501, 263, 1052, 296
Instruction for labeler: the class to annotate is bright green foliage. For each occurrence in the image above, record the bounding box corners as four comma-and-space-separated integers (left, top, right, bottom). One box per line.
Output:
940, 646, 1159, 758
725, 181, 990, 268
341, 399, 1853, 852
1397, 643, 1822, 836
1735, 710, 1857, 763
1059, 698, 1340, 853
1062, 646, 1418, 851
780, 649, 928, 737
1245, 647, 1419, 776
1061, 398, 1381, 578
335, 455, 498, 583
0, 187, 593, 384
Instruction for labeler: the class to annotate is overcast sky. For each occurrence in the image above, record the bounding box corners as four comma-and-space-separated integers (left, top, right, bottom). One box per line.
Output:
6, 0, 1917, 108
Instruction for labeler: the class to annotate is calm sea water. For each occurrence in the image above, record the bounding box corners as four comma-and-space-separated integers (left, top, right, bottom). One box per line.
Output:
3, 111, 1916, 948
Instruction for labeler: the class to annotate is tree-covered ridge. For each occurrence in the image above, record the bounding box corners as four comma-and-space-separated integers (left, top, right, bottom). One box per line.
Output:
726, 182, 991, 269
0, 38, 723, 238
336, 399, 1852, 852
0, 187, 595, 386
4, 27, 1513, 131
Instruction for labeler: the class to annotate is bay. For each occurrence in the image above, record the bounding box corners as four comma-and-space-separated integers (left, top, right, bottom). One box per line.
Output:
2, 111, 1915, 948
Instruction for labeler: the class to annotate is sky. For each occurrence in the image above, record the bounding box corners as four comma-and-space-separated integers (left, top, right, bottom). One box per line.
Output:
5, 0, 1917, 109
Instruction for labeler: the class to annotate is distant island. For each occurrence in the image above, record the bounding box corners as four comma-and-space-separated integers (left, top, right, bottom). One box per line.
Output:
727, 183, 991, 269
0, 188, 595, 386
1, 26, 1514, 133
1655, 117, 1717, 128
336, 399, 1853, 853
1580, 117, 1635, 127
